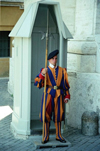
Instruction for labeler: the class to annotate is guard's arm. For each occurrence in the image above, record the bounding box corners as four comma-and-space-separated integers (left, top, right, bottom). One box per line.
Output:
34, 68, 45, 88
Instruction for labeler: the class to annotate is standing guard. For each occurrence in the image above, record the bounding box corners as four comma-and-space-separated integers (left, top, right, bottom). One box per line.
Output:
34, 49, 70, 144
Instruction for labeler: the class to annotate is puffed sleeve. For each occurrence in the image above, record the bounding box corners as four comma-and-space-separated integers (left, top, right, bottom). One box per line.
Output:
34, 68, 45, 89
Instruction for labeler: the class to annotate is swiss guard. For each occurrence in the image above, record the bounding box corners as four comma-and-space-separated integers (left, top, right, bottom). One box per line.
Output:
34, 49, 70, 144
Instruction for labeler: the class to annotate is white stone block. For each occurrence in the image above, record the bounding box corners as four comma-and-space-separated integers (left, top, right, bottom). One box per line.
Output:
62, 8, 75, 26
68, 41, 97, 54
76, 10, 94, 21
76, 0, 95, 11
80, 55, 95, 72
75, 0, 95, 38
67, 53, 77, 72
67, 53, 96, 73
75, 23, 93, 39
67, 73, 100, 130
59, 0, 76, 8
62, 8, 75, 35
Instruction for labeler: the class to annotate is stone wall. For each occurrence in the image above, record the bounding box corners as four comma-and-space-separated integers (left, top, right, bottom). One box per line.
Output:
66, 0, 100, 131
67, 72, 100, 129
67, 40, 97, 73
74, 0, 97, 39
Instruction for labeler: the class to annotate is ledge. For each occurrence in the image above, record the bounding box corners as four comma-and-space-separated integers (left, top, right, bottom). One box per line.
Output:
0, 0, 24, 2
0, 1, 24, 9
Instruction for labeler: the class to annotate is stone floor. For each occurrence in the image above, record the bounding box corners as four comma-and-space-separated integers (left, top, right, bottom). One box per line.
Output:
0, 78, 100, 151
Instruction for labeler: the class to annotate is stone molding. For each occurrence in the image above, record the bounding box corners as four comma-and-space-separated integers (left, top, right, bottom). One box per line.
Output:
0, 1, 24, 9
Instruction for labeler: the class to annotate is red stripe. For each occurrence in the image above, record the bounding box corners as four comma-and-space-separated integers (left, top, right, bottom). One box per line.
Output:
46, 96, 52, 117
39, 73, 45, 80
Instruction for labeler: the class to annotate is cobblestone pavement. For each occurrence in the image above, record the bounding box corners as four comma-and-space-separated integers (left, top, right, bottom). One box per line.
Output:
0, 78, 100, 151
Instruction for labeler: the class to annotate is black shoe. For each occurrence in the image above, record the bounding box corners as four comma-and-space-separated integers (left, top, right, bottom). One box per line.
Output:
56, 138, 66, 143
42, 139, 49, 144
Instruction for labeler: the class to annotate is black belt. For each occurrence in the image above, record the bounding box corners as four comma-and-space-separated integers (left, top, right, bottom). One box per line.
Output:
47, 85, 63, 90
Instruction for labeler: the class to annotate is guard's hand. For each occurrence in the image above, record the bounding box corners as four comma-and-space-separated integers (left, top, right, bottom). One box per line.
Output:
42, 68, 48, 75
64, 98, 69, 103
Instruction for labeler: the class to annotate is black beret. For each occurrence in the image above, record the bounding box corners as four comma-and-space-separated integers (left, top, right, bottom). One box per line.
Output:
47, 49, 59, 60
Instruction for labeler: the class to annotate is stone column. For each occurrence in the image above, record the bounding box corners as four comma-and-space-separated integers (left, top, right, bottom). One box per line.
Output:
66, 0, 100, 132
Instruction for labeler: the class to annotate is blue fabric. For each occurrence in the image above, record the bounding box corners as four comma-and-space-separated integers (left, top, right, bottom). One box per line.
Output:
47, 67, 56, 86
49, 88, 56, 98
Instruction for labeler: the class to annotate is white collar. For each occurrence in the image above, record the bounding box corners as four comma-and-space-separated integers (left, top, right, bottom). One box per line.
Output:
49, 62, 57, 69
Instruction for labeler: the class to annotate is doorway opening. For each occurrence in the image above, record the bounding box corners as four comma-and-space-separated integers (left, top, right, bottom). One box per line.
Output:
31, 4, 59, 135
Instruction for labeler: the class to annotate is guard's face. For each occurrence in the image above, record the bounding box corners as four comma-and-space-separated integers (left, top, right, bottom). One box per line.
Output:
49, 55, 57, 66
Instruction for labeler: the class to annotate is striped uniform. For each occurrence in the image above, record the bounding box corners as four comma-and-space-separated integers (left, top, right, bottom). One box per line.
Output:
34, 65, 70, 142
34, 65, 70, 123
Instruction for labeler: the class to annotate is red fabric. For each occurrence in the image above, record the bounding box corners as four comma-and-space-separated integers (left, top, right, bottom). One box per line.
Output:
46, 96, 52, 117
39, 73, 45, 80
64, 94, 70, 100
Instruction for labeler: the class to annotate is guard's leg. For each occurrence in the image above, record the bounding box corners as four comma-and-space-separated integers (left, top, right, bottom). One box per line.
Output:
55, 122, 66, 143
42, 122, 50, 144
